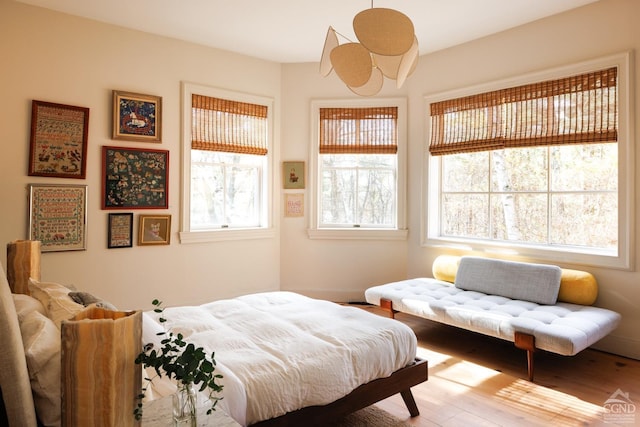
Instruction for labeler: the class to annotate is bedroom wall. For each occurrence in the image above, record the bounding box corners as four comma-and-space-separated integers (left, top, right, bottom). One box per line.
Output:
280, 0, 640, 360
0, 0, 283, 309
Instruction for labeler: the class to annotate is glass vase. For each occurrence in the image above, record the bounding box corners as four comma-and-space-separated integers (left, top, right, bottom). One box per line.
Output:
172, 383, 197, 427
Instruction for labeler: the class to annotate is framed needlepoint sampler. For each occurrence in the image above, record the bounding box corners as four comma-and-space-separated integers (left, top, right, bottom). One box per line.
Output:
28, 100, 89, 179
28, 184, 88, 252
107, 212, 133, 249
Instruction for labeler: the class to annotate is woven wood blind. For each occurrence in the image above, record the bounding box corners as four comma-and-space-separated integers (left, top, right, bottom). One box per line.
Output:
320, 107, 398, 154
429, 67, 618, 155
192, 94, 268, 155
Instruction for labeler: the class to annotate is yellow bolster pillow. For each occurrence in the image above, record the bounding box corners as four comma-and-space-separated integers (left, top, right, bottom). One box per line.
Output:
431, 255, 598, 305
431, 255, 461, 284
558, 268, 598, 305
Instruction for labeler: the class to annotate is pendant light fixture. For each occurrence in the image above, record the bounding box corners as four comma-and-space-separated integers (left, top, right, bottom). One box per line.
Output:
320, 5, 419, 96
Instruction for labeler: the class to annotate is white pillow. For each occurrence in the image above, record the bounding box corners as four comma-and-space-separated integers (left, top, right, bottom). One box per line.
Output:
12, 294, 47, 322
19, 310, 61, 427
28, 278, 85, 329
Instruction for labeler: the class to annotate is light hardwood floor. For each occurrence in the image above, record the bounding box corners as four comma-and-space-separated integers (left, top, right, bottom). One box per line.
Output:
358, 306, 639, 427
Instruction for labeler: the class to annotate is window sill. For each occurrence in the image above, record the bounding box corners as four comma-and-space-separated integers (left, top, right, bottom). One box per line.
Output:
422, 236, 631, 271
307, 228, 408, 241
179, 228, 277, 244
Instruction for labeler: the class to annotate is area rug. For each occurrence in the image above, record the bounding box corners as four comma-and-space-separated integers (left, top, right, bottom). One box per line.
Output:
333, 405, 413, 427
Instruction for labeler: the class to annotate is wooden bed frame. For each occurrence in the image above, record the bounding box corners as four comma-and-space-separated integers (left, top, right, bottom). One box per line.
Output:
252, 358, 428, 426
0, 243, 429, 426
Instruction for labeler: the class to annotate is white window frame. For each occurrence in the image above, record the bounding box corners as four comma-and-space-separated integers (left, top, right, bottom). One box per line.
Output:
309, 98, 408, 240
423, 52, 634, 270
179, 82, 276, 243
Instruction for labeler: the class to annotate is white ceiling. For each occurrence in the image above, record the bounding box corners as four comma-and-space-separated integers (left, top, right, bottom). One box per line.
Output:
16, 0, 599, 63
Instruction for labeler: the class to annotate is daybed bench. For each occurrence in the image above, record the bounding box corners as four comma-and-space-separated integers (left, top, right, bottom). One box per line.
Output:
365, 255, 621, 381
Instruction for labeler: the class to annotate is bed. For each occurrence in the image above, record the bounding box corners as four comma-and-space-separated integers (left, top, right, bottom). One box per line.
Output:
0, 248, 427, 427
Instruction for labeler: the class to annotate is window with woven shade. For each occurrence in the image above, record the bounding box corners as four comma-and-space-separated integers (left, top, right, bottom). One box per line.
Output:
181, 83, 274, 240
192, 94, 268, 156
425, 53, 631, 269
319, 107, 398, 154
429, 67, 618, 155
310, 100, 408, 237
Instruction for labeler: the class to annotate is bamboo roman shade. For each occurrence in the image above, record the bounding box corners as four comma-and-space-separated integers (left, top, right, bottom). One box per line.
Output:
429, 67, 618, 155
192, 94, 268, 155
320, 106, 398, 154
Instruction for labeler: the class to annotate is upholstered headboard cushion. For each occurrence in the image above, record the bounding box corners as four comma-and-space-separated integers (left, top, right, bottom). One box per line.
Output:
454, 256, 562, 305
0, 262, 39, 426
432, 255, 598, 305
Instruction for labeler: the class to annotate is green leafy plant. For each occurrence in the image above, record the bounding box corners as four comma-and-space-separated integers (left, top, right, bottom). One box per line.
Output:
134, 299, 223, 420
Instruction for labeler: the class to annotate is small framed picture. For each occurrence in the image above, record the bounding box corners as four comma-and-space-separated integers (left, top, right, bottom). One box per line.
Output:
138, 214, 171, 246
28, 184, 88, 252
283, 161, 305, 189
107, 213, 133, 249
284, 193, 304, 217
29, 100, 89, 179
112, 90, 162, 142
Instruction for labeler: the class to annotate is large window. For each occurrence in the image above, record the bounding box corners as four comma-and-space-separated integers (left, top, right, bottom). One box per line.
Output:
180, 83, 275, 243
425, 53, 633, 269
309, 99, 407, 239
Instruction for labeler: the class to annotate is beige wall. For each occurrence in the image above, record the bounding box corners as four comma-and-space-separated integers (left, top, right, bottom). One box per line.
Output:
1, 0, 638, 359
0, 0, 282, 309
281, 0, 640, 360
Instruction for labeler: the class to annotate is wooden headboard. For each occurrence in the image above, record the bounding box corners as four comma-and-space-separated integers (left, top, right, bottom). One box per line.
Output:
0, 242, 39, 426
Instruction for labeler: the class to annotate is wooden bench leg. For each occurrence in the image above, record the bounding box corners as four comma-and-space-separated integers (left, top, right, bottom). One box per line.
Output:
400, 389, 420, 417
514, 332, 536, 381
380, 298, 398, 319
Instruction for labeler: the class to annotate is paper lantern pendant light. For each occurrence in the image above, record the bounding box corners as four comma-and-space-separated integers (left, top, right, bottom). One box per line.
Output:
353, 8, 415, 56
320, 7, 419, 96
348, 67, 384, 96
319, 27, 339, 77
330, 43, 373, 88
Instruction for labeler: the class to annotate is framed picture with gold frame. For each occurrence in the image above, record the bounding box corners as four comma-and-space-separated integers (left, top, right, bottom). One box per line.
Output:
112, 90, 162, 142
138, 214, 171, 246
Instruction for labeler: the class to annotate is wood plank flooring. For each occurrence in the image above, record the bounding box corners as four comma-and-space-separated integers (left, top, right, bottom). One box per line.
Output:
356, 305, 639, 427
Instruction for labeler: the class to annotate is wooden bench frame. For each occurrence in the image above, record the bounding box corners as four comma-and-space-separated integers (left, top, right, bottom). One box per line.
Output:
381, 298, 537, 381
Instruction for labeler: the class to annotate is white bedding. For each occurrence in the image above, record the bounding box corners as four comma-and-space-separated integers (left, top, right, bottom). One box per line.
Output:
142, 291, 417, 426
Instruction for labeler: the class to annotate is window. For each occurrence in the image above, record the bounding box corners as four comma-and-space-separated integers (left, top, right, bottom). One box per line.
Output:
180, 83, 275, 243
425, 53, 633, 269
309, 99, 407, 240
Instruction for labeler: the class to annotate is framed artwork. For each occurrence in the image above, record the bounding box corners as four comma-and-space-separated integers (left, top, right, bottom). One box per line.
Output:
28, 184, 88, 252
107, 213, 133, 248
284, 193, 304, 217
112, 90, 162, 142
138, 214, 171, 245
28, 100, 89, 179
283, 161, 305, 189
102, 146, 169, 209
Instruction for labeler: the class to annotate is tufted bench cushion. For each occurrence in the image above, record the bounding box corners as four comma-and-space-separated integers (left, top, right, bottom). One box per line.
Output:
364, 277, 621, 357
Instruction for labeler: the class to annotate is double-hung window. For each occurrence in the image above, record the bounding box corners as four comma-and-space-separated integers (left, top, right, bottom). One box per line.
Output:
180, 83, 274, 243
309, 99, 407, 239
425, 53, 632, 269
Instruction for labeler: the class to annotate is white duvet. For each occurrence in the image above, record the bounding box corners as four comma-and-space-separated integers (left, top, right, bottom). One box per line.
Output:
142, 291, 417, 426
